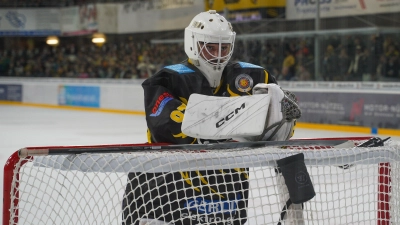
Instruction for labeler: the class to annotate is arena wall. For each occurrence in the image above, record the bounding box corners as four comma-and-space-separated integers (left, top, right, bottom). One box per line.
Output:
0, 78, 144, 114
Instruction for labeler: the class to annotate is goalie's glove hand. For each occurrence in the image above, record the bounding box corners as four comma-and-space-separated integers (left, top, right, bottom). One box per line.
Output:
250, 83, 301, 141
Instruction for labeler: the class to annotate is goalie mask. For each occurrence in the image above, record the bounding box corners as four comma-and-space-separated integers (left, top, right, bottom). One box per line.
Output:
184, 10, 236, 88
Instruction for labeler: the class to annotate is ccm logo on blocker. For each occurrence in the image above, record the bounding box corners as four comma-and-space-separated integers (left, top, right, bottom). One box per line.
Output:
216, 103, 245, 128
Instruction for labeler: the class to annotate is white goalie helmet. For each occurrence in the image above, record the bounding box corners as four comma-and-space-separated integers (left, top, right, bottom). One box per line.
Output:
184, 10, 236, 88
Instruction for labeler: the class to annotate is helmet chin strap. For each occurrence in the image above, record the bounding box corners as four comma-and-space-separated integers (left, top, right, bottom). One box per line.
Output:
191, 59, 200, 66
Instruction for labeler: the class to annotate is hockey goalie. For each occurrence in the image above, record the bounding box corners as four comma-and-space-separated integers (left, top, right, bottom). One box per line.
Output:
123, 10, 302, 225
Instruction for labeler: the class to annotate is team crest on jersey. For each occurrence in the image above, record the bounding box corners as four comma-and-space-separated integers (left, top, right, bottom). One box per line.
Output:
235, 74, 253, 92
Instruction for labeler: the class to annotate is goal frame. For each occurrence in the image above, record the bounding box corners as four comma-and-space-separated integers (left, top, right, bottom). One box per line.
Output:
3, 137, 392, 225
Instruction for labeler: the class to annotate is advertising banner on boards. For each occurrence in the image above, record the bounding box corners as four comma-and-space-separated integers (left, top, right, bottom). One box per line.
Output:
286, 0, 400, 20
0, 84, 22, 102
296, 92, 400, 129
58, 85, 100, 108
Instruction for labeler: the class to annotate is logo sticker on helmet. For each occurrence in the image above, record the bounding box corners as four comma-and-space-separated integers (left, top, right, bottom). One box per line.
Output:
235, 74, 253, 92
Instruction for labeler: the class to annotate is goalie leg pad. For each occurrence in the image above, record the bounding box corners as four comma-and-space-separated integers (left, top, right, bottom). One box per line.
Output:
277, 153, 315, 204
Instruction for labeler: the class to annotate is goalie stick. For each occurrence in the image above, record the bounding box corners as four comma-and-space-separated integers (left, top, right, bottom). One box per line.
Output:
338, 136, 391, 169
20, 138, 355, 157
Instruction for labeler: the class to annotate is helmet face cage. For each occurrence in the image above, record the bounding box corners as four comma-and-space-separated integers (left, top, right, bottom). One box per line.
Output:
184, 10, 236, 87
196, 33, 235, 69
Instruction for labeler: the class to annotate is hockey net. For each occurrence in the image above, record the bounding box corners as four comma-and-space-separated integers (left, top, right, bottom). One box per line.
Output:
3, 137, 400, 225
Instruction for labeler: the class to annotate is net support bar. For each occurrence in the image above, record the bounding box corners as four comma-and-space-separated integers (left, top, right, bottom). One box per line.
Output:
29, 145, 400, 173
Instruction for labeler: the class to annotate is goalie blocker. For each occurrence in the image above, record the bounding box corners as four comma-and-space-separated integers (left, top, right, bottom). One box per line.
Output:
182, 83, 301, 142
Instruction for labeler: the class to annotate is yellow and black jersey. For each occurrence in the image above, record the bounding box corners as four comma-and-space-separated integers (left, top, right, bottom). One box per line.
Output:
122, 60, 277, 225
142, 59, 277, 144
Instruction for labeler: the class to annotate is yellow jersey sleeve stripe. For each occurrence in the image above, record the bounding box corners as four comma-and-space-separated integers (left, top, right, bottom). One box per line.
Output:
264, 70, 269, 83
227, 84, 240, 96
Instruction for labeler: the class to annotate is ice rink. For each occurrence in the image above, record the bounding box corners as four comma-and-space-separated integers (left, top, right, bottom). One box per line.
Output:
2, 104, 390, 161
1, 104, 398, 223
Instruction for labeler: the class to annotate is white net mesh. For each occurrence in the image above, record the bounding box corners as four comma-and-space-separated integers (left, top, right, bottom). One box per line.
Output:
5, 139, 400, 225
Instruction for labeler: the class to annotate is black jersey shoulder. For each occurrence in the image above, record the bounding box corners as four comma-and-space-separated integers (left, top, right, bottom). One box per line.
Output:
224, 60, 277, 85
162, 63, 197, 75
144, 61, 205, 85
227, 61, 265, 70
150, 61, 208, 84
143, 61, 213, 99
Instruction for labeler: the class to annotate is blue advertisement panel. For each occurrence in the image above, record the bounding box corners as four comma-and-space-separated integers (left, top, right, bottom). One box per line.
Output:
296, 92, 400, 129
58, 85, 100, 108
0, 84, 22, 102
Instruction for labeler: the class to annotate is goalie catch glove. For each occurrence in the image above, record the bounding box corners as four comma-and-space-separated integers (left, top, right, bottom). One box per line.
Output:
246, 83, 301, 142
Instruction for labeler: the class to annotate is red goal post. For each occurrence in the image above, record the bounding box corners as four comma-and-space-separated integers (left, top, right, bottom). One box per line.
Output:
3, 137, 399, 225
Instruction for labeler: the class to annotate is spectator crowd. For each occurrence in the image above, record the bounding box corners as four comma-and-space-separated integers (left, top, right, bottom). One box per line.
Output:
0, 33, 399, 81
0, 40, 185, 79
242, 33, 400, 82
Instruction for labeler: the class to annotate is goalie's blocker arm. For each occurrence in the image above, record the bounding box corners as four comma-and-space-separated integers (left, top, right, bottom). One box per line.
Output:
181, 83, 301, 141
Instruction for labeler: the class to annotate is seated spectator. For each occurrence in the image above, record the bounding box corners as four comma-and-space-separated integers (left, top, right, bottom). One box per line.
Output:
322, 45, 339, 81
385, 55, 400, 80
294, 65, 312, 81
359, 48, 375, 81
281, 49, 296, 80
136, 51, 156, 78
385, 44, 399, 58
376, 55, 387, 81
347, 45, 364, 81
338, 48, 351, 81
